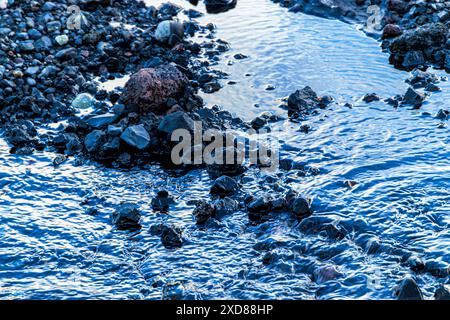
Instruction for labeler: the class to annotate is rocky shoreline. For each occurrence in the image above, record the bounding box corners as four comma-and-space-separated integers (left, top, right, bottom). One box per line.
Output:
1, 0, 449, 300
272, 0, 450, 73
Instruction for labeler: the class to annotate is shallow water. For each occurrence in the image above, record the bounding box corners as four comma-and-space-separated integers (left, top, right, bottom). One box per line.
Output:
1, 0, 449, 299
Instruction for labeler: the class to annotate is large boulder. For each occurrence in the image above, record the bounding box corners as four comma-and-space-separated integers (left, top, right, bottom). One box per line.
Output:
122, 64, 188, 114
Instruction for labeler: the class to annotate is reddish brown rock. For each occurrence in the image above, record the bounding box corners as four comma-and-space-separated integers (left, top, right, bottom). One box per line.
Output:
122, 64, 188, 114
382, 24, 403, 39
387, 0, 409, 15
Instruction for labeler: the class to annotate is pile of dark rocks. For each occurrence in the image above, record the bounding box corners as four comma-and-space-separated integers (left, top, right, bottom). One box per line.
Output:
0, 0, 230, 159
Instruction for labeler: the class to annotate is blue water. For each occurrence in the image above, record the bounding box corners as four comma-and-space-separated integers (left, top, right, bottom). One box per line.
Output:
0, 0, 449, 299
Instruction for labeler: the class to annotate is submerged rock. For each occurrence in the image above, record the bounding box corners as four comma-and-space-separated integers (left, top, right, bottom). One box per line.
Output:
111, 203, 141, 230
213, 197, 238, 219
435, 109, 449, 121
363, 93, 380, 103
313, 265, 341, 283
122, 65, 189, 114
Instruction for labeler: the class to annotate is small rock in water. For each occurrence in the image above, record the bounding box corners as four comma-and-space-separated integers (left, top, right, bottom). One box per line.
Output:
363, 93, 380, 103
233, 53, 248, 60
150, 224, 183, 248
210, 176, 239, 196
55, 35, 69, 46
435, 109, 449, 121
192, 201, 216, 224
401, 87, 425, 108
289, 196, 312, 219
120, 125, 151, 150
394, 277, 423, 300
434, 285, 450, 300
111, 203, 141, 230
72, 93, 94, 109
287, 86, 319, 112
151, 190, 175, 212
52, 155, 67, 166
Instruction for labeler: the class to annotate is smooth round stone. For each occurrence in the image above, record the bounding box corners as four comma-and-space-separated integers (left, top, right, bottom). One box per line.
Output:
55, 35, 69, 46
26, 78, 36, 86
71, 93, 94, 109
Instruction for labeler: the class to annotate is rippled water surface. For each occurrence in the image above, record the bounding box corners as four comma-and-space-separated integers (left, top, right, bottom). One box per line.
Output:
1, 0, 449, 299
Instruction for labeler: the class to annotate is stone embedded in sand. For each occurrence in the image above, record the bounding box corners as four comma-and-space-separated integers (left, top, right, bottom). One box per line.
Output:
122, 64, 188, 114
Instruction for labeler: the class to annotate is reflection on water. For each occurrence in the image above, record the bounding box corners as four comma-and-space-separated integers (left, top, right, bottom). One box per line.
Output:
0, 0, 449, 299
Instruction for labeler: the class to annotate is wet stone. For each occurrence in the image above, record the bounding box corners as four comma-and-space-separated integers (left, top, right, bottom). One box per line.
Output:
151, 190, 175, 212
84, 130, 105, 153
395, 277, 423, 300
151, 224, 183, 248
434, 285, 450, 300
111, 203, 141, 230
192, 201, 216, 224
210, 175, 239, 196
120, 125, 150, 150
